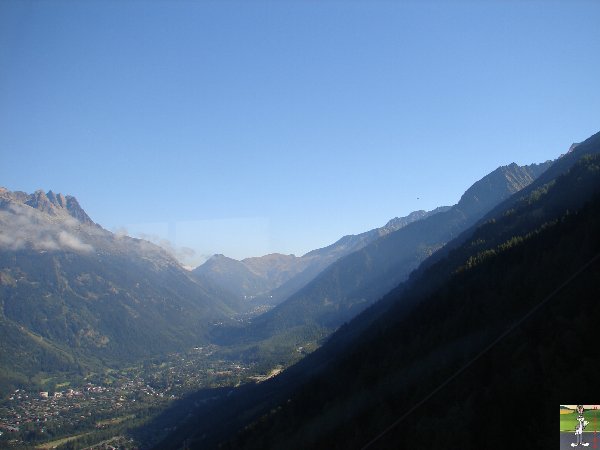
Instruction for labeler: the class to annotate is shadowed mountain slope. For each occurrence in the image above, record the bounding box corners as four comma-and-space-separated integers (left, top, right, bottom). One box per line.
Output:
154, 132, 600, 450
232, 161, 551, 344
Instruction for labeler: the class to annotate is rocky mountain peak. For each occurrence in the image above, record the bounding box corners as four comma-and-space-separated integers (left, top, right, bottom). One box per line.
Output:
64, 195, 94, 225
380, 208, 450, 235
457, 161, 552, 217
46, 190, 67, 208
25, 190, 55, 214
1, 187, 95, 226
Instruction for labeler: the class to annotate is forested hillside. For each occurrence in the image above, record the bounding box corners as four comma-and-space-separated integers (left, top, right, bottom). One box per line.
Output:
155, 148, 600, 450
215, 161, 550, 354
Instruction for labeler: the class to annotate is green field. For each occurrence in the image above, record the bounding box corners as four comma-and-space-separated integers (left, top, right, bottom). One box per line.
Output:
560, 409, 600, 432
35, 431, 93, 449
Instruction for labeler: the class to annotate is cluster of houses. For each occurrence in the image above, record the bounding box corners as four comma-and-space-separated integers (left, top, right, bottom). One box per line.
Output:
0, 384, 129, 438
38, 388, 85, 399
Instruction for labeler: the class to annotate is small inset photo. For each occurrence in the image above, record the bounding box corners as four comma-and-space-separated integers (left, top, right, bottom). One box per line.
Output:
560, 405, 600, 448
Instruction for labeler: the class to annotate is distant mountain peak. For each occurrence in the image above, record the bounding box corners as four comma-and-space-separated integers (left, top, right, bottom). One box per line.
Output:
0, 187, 95, 225
203, 253, 242, 266
381, 207, 451, 235
456, 162, 551, 217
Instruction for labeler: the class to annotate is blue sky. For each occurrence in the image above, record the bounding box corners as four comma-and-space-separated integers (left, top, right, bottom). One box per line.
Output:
1, 1, 599, 266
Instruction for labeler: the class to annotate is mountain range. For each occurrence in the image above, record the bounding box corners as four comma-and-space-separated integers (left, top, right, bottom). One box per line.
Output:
154, 131, 600, 450
193, 207, 449, 307
0, 157, 553, 392
216, 160, 551, 353
0, 191, 449, 391
4, 130, 599, 450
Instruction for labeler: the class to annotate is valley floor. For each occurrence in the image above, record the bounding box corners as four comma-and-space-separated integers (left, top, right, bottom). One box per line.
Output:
0, 344, 295, 449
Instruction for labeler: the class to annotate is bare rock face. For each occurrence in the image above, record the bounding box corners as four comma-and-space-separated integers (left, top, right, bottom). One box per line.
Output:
25, 190, 55, 215
65, 195, 95, 225
46, 190, 66, 208
1, 188, 97, 226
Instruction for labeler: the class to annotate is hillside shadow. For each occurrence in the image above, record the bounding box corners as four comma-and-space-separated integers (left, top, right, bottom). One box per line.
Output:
129, 385, 233, 448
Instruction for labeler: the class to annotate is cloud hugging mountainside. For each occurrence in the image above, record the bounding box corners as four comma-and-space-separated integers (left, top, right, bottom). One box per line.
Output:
0, 189, 241, 391
0, 188, 95, 253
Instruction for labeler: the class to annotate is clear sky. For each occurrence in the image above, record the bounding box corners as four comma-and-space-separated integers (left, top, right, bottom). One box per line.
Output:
1, 1, 599, 266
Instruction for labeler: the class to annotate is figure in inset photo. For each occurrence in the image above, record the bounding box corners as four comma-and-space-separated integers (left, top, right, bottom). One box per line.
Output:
572, 405, 590, 447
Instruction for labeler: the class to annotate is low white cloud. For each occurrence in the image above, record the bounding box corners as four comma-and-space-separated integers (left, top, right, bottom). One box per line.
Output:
135, 232, 197, 266
0, 204, 94, 253
58, 231, 93, 253
112, 226, 129, 238
37, 237, 61, 251
62, 216, 80, 228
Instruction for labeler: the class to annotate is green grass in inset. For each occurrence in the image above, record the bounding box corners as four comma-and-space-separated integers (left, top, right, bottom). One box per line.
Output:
560, 409, 600, 432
